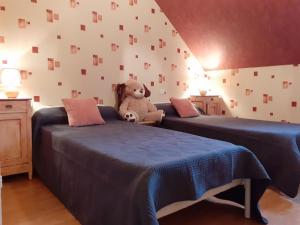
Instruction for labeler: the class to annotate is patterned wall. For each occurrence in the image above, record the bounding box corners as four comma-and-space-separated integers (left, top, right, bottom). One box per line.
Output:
0, 0, 200, 109
2, 1, 298, 124
208, 64, 300, 123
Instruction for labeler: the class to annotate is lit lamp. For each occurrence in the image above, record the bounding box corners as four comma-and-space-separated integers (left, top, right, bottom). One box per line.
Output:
0, 68, 21, 98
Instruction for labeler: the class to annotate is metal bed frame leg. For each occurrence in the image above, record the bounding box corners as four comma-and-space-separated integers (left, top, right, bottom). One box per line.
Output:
244, 179, 251, 219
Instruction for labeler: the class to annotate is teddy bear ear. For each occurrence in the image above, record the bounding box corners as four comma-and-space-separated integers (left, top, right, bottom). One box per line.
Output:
143, 84, 151, 98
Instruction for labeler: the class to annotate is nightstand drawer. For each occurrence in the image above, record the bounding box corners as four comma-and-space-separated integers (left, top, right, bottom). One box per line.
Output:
0, 101, 27, 113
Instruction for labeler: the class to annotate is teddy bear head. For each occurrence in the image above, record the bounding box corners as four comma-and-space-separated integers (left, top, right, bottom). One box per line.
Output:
125, 80, 150, 99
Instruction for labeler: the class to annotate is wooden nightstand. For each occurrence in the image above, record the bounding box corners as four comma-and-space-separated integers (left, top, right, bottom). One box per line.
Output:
190, 95, 222, 115
0, 99, 32, 179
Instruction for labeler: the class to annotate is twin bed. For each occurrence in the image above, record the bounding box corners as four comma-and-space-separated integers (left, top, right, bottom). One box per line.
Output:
157, 103, 300, 198
32, 106, 270, 225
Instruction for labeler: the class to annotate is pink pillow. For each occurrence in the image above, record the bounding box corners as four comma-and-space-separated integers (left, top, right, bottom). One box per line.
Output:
170, 97, 200, 118
62, 98, 105, 127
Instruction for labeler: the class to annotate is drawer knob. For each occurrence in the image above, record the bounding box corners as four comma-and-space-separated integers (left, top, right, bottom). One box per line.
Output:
5, 104, 13, 109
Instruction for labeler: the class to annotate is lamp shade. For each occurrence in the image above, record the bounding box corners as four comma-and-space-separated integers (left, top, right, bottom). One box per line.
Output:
0, 68, 21, 98
1, 68, 21, 88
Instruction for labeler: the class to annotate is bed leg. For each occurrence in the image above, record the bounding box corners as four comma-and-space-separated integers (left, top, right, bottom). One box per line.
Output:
244, 179, 251, 219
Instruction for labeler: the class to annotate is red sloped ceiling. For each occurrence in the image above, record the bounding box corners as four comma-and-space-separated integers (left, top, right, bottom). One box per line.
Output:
156, 0, 300, 70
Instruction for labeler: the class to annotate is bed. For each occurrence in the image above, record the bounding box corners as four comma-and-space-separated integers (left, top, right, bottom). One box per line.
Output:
156, 103, 300, 198
32, 106, 269, 225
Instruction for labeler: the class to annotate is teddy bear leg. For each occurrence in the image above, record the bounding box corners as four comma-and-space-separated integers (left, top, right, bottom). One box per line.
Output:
124, 111, 139, 123
158, 109, 165, 118
143, 111, 164, 123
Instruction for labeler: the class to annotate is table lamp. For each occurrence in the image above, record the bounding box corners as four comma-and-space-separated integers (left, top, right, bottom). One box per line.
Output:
0, 68, 21, 98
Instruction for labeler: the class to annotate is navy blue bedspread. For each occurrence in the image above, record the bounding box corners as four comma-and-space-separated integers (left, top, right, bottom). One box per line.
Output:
32, 106, 269, 225
156, 103, 300, 197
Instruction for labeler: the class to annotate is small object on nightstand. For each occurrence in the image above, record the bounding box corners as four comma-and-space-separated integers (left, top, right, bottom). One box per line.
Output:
199, 90, 207, 96
190, 95, 222, 115
0, 98, 32, 179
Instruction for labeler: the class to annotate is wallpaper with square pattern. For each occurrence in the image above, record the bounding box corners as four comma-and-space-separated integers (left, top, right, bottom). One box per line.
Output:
0, 0, 199, 109
1, 0, 299, 124
208, 64, 300, 123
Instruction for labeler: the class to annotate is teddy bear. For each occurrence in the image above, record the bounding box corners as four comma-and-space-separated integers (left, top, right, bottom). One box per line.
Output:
117, 80, 165, 123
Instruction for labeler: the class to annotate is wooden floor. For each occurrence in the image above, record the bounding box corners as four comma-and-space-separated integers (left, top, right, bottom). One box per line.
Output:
2, 175, 300, 225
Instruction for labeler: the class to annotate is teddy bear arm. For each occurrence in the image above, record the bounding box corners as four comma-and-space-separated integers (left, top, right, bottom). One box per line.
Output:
119, 98, 130, 117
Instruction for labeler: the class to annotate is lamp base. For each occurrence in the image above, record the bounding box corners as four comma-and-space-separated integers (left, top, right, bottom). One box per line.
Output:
200, 90, 207, 96
5, 91, 19, 99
